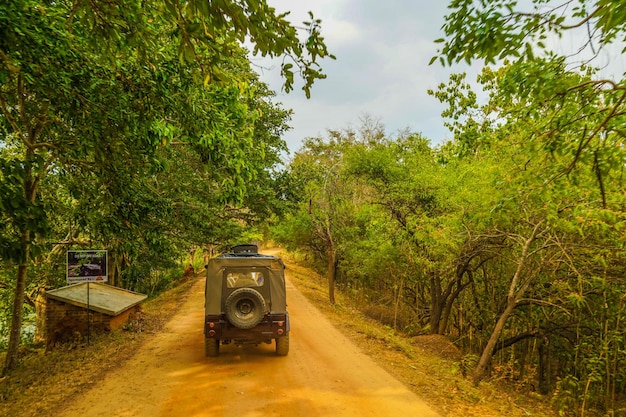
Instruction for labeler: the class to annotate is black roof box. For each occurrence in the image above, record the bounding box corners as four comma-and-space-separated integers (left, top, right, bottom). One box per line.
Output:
230, 244, 258, 254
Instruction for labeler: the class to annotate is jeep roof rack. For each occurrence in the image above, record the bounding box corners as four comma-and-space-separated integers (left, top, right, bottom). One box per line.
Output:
218, 244, 276, 258
230, 244, 258, 254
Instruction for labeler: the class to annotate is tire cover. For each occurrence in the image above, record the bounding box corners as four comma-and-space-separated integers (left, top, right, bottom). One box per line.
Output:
224, 287, 267, 329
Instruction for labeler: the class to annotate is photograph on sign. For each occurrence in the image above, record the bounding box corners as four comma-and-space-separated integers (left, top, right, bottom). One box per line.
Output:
67, 250, 108, 283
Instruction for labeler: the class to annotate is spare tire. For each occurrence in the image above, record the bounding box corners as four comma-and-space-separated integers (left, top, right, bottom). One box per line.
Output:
224, 287, 267, 329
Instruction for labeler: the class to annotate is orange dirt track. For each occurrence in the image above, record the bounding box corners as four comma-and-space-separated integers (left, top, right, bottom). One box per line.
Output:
58, 264, 440, 417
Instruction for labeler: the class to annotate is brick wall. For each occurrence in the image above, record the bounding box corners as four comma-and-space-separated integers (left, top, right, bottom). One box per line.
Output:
45, 296, 142, 349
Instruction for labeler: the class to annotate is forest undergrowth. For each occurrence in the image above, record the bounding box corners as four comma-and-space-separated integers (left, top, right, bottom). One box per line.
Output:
278, 250, 558, 417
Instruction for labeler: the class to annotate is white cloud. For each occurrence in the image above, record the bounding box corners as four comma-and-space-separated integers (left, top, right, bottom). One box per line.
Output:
325, 19, 361, 46
256, 1, 473, 153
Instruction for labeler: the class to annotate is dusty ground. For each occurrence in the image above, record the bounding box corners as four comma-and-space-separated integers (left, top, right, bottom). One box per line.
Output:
55, 259, 440, 417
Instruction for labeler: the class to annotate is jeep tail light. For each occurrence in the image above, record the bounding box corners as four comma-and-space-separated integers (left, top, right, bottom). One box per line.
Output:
277, 328, 284, 335
277, 321, 284, 327
209, 322, 215, 328
208, 330, 216, 337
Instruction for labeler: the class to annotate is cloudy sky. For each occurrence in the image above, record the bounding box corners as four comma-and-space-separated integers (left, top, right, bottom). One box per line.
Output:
251, 0, 476, 154
251, 1, 626, 156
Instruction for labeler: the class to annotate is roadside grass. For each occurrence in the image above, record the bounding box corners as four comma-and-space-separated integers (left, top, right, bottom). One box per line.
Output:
281, 250, 556, 417
0, 275, 197, 417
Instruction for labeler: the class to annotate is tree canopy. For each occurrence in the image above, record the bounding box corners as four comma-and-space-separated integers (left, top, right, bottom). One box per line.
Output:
0, 0, 333, 374
271, 3, 626, 412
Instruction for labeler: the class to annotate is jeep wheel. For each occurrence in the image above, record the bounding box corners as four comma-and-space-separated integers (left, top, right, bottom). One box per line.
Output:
205, 337, 219, 357
276, 334, 289, 356
224, 287, 267, 329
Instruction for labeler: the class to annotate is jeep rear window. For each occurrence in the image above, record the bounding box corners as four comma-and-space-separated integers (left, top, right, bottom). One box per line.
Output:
225, 269, 265, 288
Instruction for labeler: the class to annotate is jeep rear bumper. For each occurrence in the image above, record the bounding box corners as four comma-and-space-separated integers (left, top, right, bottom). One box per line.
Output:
204, 313, 290, 343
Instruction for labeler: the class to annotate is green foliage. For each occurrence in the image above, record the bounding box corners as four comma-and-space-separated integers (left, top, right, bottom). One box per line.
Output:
428, 22, 626, 404
271, 210, 316, 253
62, 0, 336, 97
435, 1, 626, 191
277, 89, 626, 412
0, 0, 327, 372
435, 1, 626, 66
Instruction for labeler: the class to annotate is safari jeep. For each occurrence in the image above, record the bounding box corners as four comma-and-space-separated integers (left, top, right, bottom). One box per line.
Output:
204, 244, 290, 356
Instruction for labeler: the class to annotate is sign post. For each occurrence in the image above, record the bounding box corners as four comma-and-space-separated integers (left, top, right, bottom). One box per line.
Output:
66, 250, 108, 344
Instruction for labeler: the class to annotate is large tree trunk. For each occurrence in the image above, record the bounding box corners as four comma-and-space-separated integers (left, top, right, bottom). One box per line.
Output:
1, 74, 50, 375
538, 337, 552, 394
439, 285, 463, 335
3, 231, 30, 375
439, 268, 473, 334
429, 273, 443, 334
3, 146, 43, 375
470, 222, 544, 385
470, 297, 516, 385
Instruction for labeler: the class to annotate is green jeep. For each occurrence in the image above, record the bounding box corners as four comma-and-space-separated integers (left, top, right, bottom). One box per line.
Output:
204, 245, 290, 356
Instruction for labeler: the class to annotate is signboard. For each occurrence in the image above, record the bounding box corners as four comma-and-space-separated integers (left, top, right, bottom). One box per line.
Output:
67, 250, 108, 283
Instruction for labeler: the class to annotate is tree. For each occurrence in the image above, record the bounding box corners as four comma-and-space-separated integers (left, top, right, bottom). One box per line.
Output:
346, 133, 473, 335
435, 0, 626, 176
432, 52, 626, 411
289, 133, 355, 304
0, 0, 332, 374
281, 119, 387, 305
436, 1, 625, 66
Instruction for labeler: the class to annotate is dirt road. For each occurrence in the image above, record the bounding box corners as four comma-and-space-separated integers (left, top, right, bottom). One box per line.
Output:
59, 264, 440, 417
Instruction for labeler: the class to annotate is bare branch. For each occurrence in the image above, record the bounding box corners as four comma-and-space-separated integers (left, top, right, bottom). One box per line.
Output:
560, 6, 603, 30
